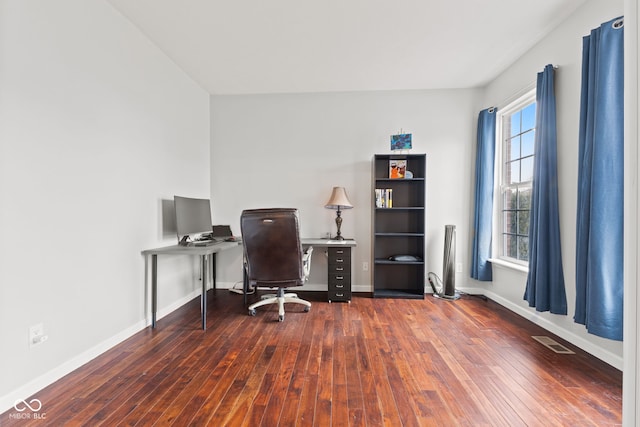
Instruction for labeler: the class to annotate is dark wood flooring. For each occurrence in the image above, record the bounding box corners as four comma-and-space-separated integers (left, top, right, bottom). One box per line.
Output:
2, 291, 622, 426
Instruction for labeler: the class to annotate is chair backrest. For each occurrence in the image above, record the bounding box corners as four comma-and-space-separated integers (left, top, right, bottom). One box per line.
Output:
241, 208, 305, 288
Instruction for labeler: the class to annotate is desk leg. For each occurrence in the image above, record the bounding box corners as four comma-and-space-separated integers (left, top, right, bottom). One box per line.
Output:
212, 253, 217, 291
201, 254, 207, 330
151, 254, 158, 329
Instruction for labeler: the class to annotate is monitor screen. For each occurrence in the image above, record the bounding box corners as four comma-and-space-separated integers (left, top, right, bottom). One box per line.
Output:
174, 195, 213, 241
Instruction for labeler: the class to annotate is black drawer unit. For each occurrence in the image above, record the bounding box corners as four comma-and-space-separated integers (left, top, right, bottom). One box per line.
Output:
327, 247, 352, 302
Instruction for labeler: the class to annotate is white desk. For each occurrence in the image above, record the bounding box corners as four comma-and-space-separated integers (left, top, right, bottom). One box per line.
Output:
142, 241, 241, 330
301, 238, 356, 247
143, 238, 356, 329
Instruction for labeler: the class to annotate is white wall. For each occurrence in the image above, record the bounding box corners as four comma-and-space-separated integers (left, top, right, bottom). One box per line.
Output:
0, 0, 211, 410
210, 90, 480, 292
1, 0, 631, 418
476, 0, 624, 368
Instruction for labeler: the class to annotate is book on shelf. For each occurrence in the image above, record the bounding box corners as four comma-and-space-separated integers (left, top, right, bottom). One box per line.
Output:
375, 188, 393, 208
389, 159, 406, 179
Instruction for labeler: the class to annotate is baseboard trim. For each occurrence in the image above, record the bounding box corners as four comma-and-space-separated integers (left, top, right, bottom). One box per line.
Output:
478, 288, 623, 370
0, 290, 199, 414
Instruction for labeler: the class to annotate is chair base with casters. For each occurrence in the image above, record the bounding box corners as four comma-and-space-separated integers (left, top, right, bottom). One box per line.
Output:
246, 246, 313, 321
248, 287, 311, 322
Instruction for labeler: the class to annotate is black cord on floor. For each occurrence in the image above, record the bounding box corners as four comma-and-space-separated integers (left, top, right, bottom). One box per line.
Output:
229, 280, 254, 295
457, 291, 488, 301
427, 272, 488, 301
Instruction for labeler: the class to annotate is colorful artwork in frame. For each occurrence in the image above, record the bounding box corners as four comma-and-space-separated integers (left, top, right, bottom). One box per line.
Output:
389, 160, 406, 179
391, 133, 412, 151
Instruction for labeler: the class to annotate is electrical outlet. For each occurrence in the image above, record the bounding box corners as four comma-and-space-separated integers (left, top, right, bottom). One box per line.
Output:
456, 262, 463, 273
363, 261, 369, 271
29, 323, 48, 348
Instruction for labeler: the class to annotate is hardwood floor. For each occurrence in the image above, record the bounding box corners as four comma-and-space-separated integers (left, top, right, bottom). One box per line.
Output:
2, 291, 621, 426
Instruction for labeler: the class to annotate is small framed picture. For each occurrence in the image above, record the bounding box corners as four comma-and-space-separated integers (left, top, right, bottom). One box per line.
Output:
389, 159, 406, 179
391, 133, 412, 151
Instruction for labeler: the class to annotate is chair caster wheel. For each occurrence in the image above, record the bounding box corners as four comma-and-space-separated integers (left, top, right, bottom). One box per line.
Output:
304, 306, 310, 312
249, 309, 256, 316
278, 315, 284, 322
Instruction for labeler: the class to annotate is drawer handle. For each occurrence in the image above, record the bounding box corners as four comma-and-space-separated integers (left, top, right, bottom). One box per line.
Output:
335, 284, 344, 289
336, 250, 344, 254
336, 258, 344, 263
335, 267, 344, 271
336, 293, 344, 297
336, 276, 344, 280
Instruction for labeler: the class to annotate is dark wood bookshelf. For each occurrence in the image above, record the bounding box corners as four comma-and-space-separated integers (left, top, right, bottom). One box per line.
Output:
372, 154, 426, 298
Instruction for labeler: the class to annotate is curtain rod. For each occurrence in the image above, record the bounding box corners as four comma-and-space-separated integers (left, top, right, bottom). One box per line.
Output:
492, 64, 559, 110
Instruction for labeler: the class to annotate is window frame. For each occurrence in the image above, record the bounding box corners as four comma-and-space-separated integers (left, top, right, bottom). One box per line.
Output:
493, 88, 537, 268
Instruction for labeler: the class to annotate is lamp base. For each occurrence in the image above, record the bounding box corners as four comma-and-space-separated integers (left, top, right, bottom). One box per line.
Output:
334, 209, 344, 241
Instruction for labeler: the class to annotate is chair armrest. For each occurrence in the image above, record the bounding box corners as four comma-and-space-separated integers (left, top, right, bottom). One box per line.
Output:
302, 246, 314, 281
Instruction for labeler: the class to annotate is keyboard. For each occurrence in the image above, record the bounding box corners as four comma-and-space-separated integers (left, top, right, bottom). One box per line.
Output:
191, 239, 221, 246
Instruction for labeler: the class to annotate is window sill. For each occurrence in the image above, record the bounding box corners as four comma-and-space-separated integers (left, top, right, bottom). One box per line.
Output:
488, 258, 529, 274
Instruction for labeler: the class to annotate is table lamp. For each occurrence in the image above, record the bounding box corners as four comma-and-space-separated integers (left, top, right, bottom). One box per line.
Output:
324, 187, 353, 240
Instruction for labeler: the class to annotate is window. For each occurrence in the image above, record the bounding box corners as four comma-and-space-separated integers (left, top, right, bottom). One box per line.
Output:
497, 90, 536, 264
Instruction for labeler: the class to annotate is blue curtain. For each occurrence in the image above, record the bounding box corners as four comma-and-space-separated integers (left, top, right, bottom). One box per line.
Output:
523, 65, 567, 314
471, 108, 496, 281
575, 17, 624, 341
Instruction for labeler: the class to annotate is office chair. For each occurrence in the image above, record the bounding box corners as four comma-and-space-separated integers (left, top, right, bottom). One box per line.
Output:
241, 208, 313, 321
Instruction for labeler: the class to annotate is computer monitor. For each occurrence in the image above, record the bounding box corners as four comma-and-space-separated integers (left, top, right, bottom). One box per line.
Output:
174, 195, 213, 242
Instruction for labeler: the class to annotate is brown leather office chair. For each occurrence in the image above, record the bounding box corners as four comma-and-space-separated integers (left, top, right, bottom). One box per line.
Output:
241, 208, 313, 321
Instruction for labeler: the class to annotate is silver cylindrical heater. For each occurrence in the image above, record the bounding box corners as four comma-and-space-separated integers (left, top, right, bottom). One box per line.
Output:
438, 224, 460, 300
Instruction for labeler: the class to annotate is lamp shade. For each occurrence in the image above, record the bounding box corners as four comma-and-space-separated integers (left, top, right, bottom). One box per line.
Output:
325, 187, 353, 209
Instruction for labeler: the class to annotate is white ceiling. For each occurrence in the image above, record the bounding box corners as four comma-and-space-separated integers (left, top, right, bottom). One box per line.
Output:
106, 0, 587, 95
